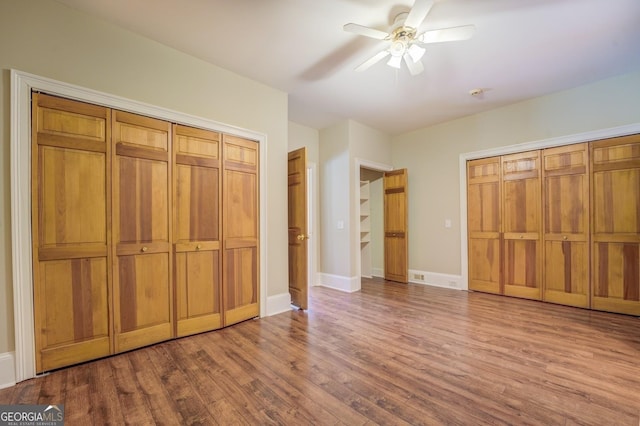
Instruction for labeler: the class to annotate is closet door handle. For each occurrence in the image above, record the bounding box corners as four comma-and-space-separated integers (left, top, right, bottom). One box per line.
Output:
196, 244, 202, 250
141, 246, 148, 253
562, 236, 567, 241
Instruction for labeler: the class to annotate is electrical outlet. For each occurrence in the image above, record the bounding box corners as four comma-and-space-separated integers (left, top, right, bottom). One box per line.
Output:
414, 273, 425, 280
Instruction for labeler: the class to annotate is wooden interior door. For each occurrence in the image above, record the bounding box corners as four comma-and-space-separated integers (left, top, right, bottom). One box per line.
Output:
174, 125, 222, 337
112, 110, 173, 352
222, 135, 260, 325
32, 93, 112, 372
384, 169, 408, 283
502, 151, 542, 300
467, 157, 502, 294
591, 135, 640, 315
542, 144, 590, 307
288, 148, 308, 309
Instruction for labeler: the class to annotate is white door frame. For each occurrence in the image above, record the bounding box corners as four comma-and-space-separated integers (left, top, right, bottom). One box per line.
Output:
307, 162, 319, 287
10, 69, 269, 382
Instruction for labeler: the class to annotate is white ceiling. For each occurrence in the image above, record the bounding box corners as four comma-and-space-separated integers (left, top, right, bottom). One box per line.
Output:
54, 0, 640, 135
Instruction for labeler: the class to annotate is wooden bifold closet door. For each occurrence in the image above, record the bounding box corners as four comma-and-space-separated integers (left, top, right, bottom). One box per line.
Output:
173, 125, 222, 337
591, 135, 640, 315
112, 111, 173, 353
222, 135, 260, 326
468, 136, 640, 316
542, 143, 590, 308
32, 93, 112, 372
32, 93, 260, 373
467, 157, 502, 294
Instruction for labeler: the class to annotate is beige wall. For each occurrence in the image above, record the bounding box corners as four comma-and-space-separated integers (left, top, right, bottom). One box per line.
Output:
319, 120, 392, 282
288, 121, 319, 165
0, 0, 289, 355
319, 121, 351, 277
392, 71, 640, 276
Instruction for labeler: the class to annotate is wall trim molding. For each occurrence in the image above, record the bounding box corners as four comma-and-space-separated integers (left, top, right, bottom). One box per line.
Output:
319, 273, 361, 293
0, 352, 16, 390
10, 69, 269, 383
266, 293, 292, 316
409, 270, 462, 290
458, 123, 640, 292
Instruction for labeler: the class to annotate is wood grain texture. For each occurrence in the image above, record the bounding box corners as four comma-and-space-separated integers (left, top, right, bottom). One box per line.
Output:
112, 111, 173, 352
502, 151, 542, 300
222, 135, 259, 326
591, 135, 640, 315
543, 143, 590, 307
4, 278, 640, 425
384, 169, 408, 283
467, 157, 502, 294
288, 148, 308, 310
32, 93, 112, 373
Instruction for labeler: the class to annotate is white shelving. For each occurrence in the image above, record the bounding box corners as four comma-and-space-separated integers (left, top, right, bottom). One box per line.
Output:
360, 180, 371, 277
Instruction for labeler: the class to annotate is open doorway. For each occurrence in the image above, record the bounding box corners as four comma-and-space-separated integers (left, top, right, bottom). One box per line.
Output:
359, 167, 384, 278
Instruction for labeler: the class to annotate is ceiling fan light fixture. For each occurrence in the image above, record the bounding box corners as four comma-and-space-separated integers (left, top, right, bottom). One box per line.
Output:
407, 44, 426, 63
387, 55, 402, 69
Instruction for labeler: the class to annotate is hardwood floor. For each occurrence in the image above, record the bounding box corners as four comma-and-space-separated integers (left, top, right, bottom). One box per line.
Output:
2, 278, 640, 425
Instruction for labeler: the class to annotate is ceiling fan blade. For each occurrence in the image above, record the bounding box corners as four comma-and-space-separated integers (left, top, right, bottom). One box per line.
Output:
403, 55, 424, 76
404, 0, 435, 30
355, 50, 390, 72
343, 23, 389, 40
418, 25, 476, 44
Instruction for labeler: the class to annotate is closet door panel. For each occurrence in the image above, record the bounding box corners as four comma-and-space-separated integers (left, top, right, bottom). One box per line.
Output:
222, 135, 259, 326
117, 156, 169, 243
113, 111, 173, 352
591, 136, 640, 315
32, 93, 111, 373
542, 144, 589, 307
36, 258, 110, 371
467, 157, 501, 293
502, 151, 542, 300
174, 125, 222, 336
468, 239, 501, 293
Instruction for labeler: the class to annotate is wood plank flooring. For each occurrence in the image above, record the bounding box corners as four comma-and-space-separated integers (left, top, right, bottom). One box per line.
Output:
2, 277, 640, 425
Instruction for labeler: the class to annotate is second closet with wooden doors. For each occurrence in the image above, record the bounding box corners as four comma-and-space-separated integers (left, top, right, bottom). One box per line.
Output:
32, 93, 260, 373
467, 135, 640, 316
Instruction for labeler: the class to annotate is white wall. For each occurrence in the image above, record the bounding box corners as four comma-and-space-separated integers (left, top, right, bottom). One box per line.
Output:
392, 71, 640, 277
289, 121, 319, 165
349, 121, 392, 275
318, 120, 392, 290
0, 0, 289, 358
319, 122, 351, 279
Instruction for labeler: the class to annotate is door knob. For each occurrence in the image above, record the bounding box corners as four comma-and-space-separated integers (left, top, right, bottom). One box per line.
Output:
562, 236, 567, 241
297, 234, 306, 241
196, 244, 202, 250
141, 246, 148, 252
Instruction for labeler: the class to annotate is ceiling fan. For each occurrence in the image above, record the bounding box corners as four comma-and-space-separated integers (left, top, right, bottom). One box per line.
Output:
344, 0, 475, 76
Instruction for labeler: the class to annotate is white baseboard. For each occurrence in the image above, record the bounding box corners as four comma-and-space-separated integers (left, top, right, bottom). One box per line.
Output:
372, 268, 384, 278
0, 352, 16, 389
408, 270, 463, 290
266, 292, 292, 316
318, 273, 360, 293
